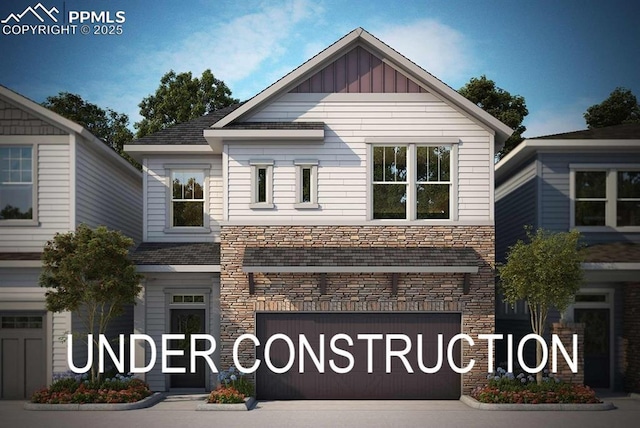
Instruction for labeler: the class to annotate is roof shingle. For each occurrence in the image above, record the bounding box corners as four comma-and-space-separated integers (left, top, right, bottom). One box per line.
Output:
131, 242, 220, 265
533, 123, 640, 140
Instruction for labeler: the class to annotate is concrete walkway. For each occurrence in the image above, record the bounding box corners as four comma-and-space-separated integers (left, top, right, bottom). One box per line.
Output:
3, 396, 640, 428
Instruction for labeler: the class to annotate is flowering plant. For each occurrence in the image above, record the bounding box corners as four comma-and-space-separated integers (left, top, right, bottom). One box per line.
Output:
207, 366, 254, 403
31, 371, 152, 404
471, 367, 600, 404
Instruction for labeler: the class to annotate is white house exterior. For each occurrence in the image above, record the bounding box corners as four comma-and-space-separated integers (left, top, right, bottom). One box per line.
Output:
126, 28, 512, 398
0, 85, 142, 399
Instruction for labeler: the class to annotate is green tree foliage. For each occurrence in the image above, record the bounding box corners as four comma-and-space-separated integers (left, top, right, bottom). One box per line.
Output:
459, 75, 528, 159
135, 69, 238, 138
42, 93, 138, 168
40, 225, 142, 381
498, 228, 584, 383
584, 87, 640, 128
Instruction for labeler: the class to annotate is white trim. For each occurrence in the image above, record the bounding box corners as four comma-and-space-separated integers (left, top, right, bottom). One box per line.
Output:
0, 135, 68, 144
242, 265, 478, 273
124, 144, 216, 162
204, 128, 324, 146
0, 260, 42, 268
222, 146, 229, 222
488, 133, 495, 221
136, 265, 221, 273
220, 219, 495, 226
294, 160, 318, 207
495, 139, 640, 179
142, 158, 148, 242
69, 134, 76, 229
365, 137, 461, 145
250, 161, 274, 208
249, 159, 275, 166
582, 262, 640, 270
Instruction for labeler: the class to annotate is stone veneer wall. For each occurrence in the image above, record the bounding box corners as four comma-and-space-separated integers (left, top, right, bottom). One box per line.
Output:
624, 282, 640, 393
550, 322, 584, 385
220, 225, 495, 394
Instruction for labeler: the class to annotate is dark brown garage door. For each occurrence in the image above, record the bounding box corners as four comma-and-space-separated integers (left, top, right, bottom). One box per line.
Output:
256, 312, 461, 400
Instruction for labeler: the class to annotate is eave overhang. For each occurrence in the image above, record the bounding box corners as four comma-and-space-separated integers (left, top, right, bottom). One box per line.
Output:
203, 128, 325, 152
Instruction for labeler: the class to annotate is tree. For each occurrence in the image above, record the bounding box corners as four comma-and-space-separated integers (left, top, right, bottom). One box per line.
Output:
39, 224, 142, 381
459, 75, 528, 159
135, 69, 238, 138
43, 93, 139, 168
584, 87, 640, 128
498, 227, 584, 383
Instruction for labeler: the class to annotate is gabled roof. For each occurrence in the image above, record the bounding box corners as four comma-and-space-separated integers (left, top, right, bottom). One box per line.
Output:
495, 124, 640, 180
0, 85, 140, 175
209, 27, 513, 146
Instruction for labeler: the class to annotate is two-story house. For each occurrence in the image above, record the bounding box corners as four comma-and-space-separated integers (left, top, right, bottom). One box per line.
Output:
495, 124, 640, 392
126, 28, 513, 399
0, 86, 142, 399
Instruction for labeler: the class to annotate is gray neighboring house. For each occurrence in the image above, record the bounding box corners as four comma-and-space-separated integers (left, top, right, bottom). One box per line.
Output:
0, 85, 142, 399
495, 124, 640, 392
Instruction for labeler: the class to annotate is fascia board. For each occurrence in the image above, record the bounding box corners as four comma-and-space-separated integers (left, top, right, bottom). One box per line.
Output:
242, 265, 479, 274
124, 144, 217, 161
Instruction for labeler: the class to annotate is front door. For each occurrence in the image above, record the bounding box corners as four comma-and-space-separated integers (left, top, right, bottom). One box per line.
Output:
169, 309, 206, 388
575, 308, 610, 388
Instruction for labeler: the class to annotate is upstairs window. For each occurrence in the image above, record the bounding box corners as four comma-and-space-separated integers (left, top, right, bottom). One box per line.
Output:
249, 160, 274, 209
573, 167, 640, 228
294, 160, 318, 208
171, 170, 205, 227
371, 144, 453, 220
0, 146, 34, 220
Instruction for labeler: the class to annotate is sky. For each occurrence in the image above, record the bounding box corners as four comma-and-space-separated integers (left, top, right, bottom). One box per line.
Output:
0, 0, 638, 138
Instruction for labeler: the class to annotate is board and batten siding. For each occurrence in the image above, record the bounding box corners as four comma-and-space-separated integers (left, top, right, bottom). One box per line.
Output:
141, 273, 221, 391
495, 159, 538, 263
227, 93, 494, 223
0, 142, 71, 250
538, 152, 640, 244
145, 156, 223, 242
75, 137, 142, 242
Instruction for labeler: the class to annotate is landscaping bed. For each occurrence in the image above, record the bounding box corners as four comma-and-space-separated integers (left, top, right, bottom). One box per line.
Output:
470, 368, 601, 405
30, 372, 152, 404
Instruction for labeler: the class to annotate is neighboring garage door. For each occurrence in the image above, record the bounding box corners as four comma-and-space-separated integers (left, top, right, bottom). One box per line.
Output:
0, 313, 46, 399
256, 312, 461, 400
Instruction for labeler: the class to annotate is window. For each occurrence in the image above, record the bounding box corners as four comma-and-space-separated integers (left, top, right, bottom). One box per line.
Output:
417, 146, 451, 219
250, 160, 274, 208
0, 146, 34, 220
294, 160, 318, 208
172, 294, 205, 304
572, 167, 640, 228
1, 315, 43, 329
172, 170, 205, 227
371, 144, 453, 220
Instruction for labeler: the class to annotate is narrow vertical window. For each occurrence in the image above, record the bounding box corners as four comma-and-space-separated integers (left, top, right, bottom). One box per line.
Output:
372, 146, 407, 219
250, 160, 274, 208
416, 146, 451, 219
575, 171, 606, 226
617, 171, 640, 226
294, 160, 318, 208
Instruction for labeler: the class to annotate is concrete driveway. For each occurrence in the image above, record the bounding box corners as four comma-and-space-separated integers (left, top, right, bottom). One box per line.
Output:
3, 396, 639, 428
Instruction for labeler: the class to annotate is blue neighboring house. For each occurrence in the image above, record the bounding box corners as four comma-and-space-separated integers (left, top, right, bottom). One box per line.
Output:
494, 123, 640, 392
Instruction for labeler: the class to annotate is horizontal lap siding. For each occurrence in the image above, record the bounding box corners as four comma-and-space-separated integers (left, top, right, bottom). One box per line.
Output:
145, 156, 222, 242
0, 143, 71, 250
228, 94, 492, 222
75, 139, 142, 242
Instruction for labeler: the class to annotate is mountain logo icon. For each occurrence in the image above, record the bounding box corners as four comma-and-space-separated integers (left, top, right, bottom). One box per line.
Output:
1, 3, 59, 24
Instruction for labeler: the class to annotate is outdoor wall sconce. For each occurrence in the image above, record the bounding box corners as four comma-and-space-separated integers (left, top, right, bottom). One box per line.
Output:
463, 273, 471, 294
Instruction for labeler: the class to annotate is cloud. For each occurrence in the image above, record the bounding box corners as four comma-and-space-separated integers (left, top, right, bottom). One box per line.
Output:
373, 20, 474, 84
133, 0, 324, 100
524, 99, 595, 138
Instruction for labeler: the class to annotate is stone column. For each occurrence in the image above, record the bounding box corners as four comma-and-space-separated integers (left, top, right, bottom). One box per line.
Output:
551, 322, 584, 385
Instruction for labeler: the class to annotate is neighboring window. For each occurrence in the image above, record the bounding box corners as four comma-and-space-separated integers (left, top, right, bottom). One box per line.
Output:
294, 160, 318, 208
372, 144, 452, 220
573, 167, 639, 227
250, 160, 274, 208
416, 146, 451, 219
172, 170, 205, 227
1, 315, 43, 329
617, 171, 640, 226
0, 146, 33, 220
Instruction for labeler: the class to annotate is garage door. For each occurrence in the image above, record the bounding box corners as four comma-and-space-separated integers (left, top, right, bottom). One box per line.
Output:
0, 313, 46, 399
256, 312, 461, 400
